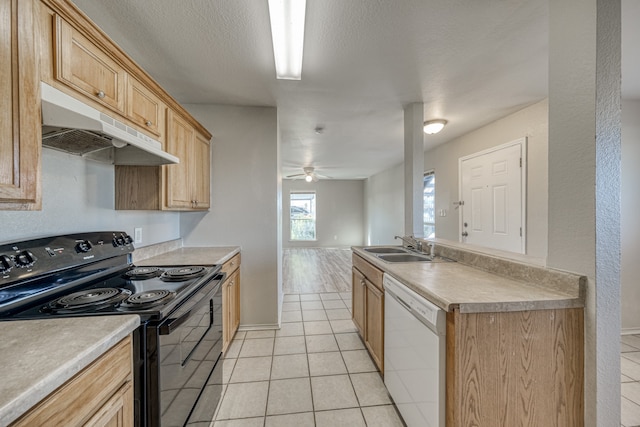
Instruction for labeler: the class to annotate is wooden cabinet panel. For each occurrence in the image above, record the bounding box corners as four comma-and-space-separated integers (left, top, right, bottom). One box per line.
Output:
193, 131, 211, 209
222, 255, 241, 354
53, 14, 125, 112
165, 109, 194, 209
352, 254, 383, 290
12, 336, 133, 427
83, 382, 133, 427
127, 77, 164, 138
446, 308, 584, 427
163, 110, 210, 210
220, 253, 241, 278
0, 0, 41, 210
365, 281, 384, 372
351, 254, 384, 373
351, 267, 366, 336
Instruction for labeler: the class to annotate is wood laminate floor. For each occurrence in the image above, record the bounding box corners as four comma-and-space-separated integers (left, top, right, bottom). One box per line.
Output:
283, 248, 353, 294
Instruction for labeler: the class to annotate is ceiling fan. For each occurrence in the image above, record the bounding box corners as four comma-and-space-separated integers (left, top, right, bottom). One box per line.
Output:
286, 167, 331, 182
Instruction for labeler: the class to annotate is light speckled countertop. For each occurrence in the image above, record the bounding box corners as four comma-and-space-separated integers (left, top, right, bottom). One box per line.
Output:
135, 246, 240, 267
0, 315, 139, 426
352, 246, 584, 313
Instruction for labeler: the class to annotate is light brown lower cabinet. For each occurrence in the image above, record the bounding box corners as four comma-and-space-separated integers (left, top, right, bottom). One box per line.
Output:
222, 253, 241, 353
12, 336, 134, 427
351, 254, 384, 373
446, 308, 584, 426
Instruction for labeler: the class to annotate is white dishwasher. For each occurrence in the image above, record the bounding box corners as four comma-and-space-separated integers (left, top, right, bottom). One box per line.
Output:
384, 273, 446, 427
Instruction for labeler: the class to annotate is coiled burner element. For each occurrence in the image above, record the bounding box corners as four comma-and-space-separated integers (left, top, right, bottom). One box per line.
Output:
161, 266, 206, 282
47, 287, 131, 313
120, 290, 176, 309
125, 267, 163, 280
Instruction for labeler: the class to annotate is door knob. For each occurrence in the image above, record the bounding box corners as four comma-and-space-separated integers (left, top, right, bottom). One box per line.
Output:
462, 231, 469, 237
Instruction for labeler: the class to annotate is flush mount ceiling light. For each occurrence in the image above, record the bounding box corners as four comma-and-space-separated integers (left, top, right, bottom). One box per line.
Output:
423, 119, 448, 134
268, 0, 307, 80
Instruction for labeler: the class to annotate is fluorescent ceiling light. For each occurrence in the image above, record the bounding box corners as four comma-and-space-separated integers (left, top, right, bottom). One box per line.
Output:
268, 0, 306, 80
423, 119, 447, 134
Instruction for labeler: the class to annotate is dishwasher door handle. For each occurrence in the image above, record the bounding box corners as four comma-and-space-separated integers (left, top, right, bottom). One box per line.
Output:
387, 290, 411, 311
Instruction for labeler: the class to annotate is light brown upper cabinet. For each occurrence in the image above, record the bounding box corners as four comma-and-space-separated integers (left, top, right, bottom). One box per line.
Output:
165, 109, 210, 210
0, 0, 42, 210
115, 109, 211, 211
53, 15, 126, 113
126, 77, 165, 139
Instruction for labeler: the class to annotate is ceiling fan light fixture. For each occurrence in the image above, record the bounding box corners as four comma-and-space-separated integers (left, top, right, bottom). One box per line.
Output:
305, 174, 313, 182
268, 0, 306, 80
423, 119, 447, 134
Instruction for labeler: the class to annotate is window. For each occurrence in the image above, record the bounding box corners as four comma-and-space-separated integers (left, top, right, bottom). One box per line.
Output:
423, 171, 435, 238
290, 192, 316, 240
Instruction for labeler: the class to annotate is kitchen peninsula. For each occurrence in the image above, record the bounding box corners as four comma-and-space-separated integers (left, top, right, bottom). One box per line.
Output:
352, 242, 585, 427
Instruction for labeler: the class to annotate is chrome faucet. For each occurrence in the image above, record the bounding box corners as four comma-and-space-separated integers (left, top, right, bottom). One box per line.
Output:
395, 235, 418, 250
427, 242, 435, 259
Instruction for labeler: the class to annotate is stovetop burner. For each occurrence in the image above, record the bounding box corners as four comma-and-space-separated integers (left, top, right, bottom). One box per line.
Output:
46, 287, 132, 313
120, 289, 176, 309
125, 267, 163, 280
161, 266, 207, 282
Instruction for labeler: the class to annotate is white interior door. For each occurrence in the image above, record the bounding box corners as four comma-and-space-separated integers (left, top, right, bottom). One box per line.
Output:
459, 138, 526, 253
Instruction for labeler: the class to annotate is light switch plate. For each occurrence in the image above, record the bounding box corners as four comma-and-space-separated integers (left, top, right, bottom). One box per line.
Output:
134, 228, 142, 244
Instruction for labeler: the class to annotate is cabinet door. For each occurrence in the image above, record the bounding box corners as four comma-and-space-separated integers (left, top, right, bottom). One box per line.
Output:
365, 281, 384, 372
127, 77, 164, 138
229, 270, 240, 339
53, 15, 125, 112
192, 132, 211, 209
352, 267, 366, 337
0, 0, 41, 210
83, 382, 134, 427
165, 109, 194, 209
222, 269, 240, 353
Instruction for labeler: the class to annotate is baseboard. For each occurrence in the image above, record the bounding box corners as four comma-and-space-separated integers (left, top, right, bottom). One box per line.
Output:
621, 328, 640, 335
238, 323, 280, 332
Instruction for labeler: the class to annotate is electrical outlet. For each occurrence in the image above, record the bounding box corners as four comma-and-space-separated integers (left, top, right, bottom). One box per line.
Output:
134, 228, 142, 244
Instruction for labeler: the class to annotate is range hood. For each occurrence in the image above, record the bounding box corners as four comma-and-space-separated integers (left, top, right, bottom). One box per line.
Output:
40, 82, 179, 166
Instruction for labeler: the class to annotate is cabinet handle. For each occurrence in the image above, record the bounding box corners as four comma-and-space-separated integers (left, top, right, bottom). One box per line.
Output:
145, 120, 153, 126
231, 261, 235, 267
360, 279, 365, 286
97, 90, 105, 99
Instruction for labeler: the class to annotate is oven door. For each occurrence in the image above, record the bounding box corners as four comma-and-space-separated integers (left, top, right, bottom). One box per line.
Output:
148, 274, 224, 427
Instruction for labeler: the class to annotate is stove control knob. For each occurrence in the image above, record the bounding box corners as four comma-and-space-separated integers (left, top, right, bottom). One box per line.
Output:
0, 255, 12, 273
113, 236, 125, 247
15, 250, 36, 268
75, 240, 92, 253
123, 234, 133, 245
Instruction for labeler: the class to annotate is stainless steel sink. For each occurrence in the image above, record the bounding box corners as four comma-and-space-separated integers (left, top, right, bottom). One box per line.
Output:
376, 253, 433, 263
363, 247, 408, 254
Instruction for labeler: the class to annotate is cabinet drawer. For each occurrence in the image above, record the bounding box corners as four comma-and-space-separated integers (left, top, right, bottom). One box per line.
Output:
53, 15, 126, 113
221, 253, 241, 277
352, 254, 384, 290
127, 77, 165, 138
12, 336, 133, 426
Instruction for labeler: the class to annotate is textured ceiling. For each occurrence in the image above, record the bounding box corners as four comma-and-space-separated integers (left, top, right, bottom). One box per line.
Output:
70, 0, 634, 180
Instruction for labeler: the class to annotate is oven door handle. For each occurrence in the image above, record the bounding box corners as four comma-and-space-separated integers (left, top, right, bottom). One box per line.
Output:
159, 274, 225, 335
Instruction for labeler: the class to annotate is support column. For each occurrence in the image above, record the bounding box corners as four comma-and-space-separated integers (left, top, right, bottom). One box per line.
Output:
404, 103, 424, 237
548, 0, 621, 424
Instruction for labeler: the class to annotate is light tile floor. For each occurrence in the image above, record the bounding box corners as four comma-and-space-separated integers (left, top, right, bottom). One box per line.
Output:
622, 334, 640, 427
213, 292, 405, 427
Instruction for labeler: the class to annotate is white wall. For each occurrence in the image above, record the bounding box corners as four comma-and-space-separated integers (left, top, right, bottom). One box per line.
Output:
180, 104, 281, 328
622, 100, 640, 331
0, 148, 180, 244
364, 162, 404, 245
282, 179, 364, 248
424, 99, 549, 259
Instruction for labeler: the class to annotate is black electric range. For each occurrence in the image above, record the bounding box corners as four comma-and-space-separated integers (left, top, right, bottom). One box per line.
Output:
0, 231, 224, 427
